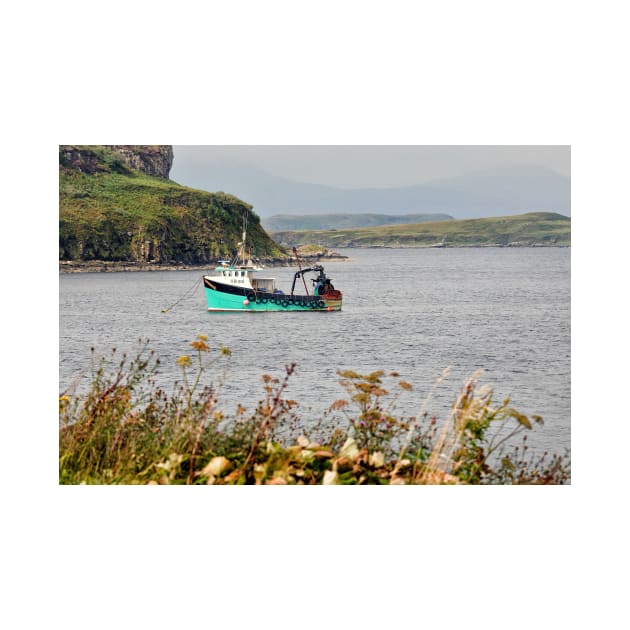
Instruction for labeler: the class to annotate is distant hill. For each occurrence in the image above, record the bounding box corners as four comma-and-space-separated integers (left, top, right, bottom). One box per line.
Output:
59, 146, 285, 264
263, 212, 453, 231
170, 158, 571, 219
271, 212, 571, 248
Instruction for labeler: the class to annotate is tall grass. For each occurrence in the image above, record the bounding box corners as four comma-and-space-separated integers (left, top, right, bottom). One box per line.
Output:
59, 338, 570, 484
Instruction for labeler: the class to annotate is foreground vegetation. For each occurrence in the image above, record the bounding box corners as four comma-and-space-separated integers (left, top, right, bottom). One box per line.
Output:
59, 338, 570, 485
271, 212, 571, 249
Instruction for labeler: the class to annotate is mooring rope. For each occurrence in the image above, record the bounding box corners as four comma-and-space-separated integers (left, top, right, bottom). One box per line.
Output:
161, 276, 203, 313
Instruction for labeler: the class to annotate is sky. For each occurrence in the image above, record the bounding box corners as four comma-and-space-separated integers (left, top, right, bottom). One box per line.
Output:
171, 145, 570, 190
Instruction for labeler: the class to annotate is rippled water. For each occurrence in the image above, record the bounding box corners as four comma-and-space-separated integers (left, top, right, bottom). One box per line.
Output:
59, 247, 570, 456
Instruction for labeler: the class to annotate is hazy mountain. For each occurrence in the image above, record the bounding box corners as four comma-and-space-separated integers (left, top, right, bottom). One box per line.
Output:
170, 160, 570, 219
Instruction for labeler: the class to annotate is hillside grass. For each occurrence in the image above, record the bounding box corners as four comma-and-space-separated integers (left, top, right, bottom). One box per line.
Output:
59, 147, 286, 263
271, 212, 571, 248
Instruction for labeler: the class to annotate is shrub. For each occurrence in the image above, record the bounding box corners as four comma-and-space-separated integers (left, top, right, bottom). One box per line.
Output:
59, 339, 570, 484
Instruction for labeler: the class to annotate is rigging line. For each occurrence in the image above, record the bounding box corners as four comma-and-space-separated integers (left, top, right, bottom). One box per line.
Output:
161, 276, 202, 313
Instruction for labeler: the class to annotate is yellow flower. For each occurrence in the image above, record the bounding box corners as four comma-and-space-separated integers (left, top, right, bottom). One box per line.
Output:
198, 334, 208, 341
190, 340, 210, 351
177, 355, 192, 367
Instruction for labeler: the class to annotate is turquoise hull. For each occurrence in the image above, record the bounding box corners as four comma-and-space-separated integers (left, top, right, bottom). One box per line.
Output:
205, 285, 341, 312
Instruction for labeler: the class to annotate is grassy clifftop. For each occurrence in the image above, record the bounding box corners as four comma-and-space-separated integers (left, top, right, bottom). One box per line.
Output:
271, 212, 571, 249
59, 145, 286, 264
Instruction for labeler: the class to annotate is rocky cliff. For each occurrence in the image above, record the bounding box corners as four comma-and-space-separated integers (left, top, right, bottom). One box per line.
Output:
59, 145, 173, 178
106, 145, 173, 178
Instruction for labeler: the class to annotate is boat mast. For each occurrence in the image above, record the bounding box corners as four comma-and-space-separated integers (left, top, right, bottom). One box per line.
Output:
232, 210, 249, 267
240, 211, 247, 265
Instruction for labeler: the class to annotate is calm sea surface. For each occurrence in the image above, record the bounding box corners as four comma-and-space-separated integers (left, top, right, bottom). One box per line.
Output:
59, 248, 570, 456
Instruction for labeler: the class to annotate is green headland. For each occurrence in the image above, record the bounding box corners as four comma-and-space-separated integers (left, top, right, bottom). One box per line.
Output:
59, 145, 286, 265
271, 212, 570, 249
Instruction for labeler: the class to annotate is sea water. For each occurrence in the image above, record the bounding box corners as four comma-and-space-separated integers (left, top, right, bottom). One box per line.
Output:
59, 247, 570, 457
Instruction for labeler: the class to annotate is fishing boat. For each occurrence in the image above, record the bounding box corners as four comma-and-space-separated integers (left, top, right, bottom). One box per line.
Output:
202, 216, 342, 313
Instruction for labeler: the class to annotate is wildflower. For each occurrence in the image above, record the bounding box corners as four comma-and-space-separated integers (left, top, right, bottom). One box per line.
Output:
177, 355, 192, 367
339, 437, 360, 460
198, 334, 208, 341
369, 451, 385, 468
190, 339, 210, 351
200, 456, 231, 478
329, 399, 348, 411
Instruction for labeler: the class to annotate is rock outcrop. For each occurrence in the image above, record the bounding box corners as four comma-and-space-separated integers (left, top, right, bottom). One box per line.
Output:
105, 145, 173, 179
59, 145, 173, 178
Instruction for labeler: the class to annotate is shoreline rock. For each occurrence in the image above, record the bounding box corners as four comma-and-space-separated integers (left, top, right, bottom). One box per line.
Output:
59, 254, 350, 274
